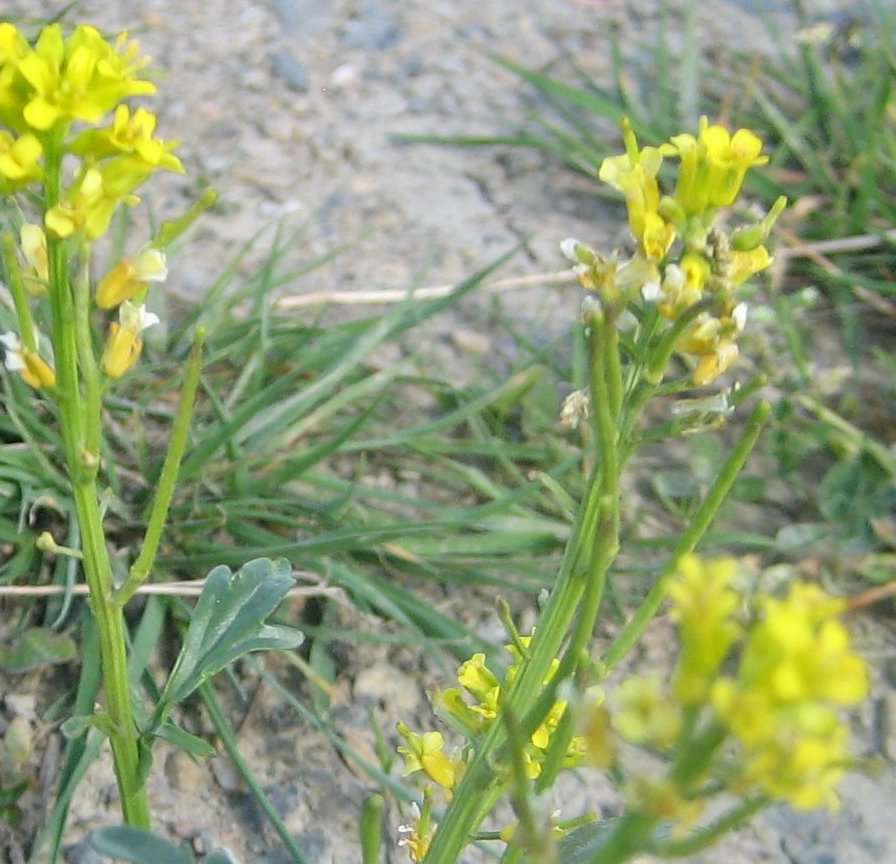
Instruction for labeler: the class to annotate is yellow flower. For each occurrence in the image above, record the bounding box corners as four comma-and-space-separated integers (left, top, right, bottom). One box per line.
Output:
0, 24, 28, 66
677, 304, 747, 386
101, 301, 159, 379
627, 777, 705, 834
1, 331, 55, 389
96, 247, 167, 309
701, 123, 768, 207
712, 579, 868, 810
665, 118, 768, 215
70, 104, 183, 172
728, 245, 772, 285
0, 23, 30, 129
435, 687, 486, 736
599, 118, 675, 261
46, 156, 157, 240
398, 801, 434, 863
668, 555, 741, 703
0, 130, 41, 186
17, 25, 154, 132
396, 723, 459, 792
692, 341, 739, 386
583, 703, 617, 768
613, 676, 681, 748
19, 223, 48, 294
656, 254, 709, 320
457, 653, 501, 717
531, 700, 567, 750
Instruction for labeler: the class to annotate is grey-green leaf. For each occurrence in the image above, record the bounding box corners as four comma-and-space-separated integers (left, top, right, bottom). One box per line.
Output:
158, 558, 303, 714
88, 826, 194, 864
0, 627, 76, 673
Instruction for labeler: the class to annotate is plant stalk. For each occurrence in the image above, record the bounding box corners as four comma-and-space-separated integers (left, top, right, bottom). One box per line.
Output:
44, 134, 150, 828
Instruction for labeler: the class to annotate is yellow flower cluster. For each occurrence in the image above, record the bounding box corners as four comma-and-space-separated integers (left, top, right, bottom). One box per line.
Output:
396, 635, 586, 815
444, 639, 585, 779
667, 555, 868, 810
712, 582, 868, 810
668, 554, 741, 704
566, 117, 784, 386
0, 22, 183, 388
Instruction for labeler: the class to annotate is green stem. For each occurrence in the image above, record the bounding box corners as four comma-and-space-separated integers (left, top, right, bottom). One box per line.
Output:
73, 239, 101, 462
644, 297, 711, 384
602, 399, 770, 673
199, 681, 308, 864
604, 313, 623, 424
650, 796, 768, 858
2, 232, 37, 352
585, 722, 732, 864
423, 318, 624, 864
587, 812, 655, 864
44, 133, 150, 828
115, 327, 205, 607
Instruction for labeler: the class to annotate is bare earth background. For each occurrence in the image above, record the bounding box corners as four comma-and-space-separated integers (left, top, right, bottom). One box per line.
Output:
2, 1, 894, 863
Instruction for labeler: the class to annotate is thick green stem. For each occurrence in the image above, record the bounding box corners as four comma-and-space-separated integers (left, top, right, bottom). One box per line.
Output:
115, 327, 205, 607
44, 134, 150, 828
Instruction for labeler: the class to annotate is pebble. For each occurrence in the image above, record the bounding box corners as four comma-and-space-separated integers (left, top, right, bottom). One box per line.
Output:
271, 50, 309, 92
62, 842, 103, 864
3, 693, 37, 721
353, 661, 420, 714
451, 328, 491, 355
165, 750, 207, 792
341, 0, 402, 51
210, 755, 242, 792
330, 63, 360, 89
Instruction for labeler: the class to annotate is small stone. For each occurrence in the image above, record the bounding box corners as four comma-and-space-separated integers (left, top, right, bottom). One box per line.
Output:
297, 829, 331, 864
207, 849, 240, 864
210, 755, 242, 792
353, 661, 420, 714
272, 0, 333, 36
451, 329, 490, 355
4, 693, 37, 721
62, 842, 103, 864
165, 750, 206, 792
271, 51, 309, 92
330, 63, 359, 89
264, 782, 301, 818
341, 0, 401, 50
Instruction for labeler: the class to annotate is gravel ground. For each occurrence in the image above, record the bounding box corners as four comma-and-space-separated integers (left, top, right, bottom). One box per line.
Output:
1, 2, 893, 863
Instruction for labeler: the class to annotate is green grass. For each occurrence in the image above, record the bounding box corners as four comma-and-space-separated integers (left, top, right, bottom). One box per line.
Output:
2, 5, 895, 857
391, 0, 896, 584
0, 213, 791, 860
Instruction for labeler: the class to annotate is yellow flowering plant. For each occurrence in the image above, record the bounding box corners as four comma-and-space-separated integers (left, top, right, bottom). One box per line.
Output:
393, 118, 869, 864
0, 20, 302, 834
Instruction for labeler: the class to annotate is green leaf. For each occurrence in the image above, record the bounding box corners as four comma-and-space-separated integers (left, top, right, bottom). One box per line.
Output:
0, 627, 76, 673
60, 713, 114, 740
88, 826, 194, 864
151, 722, 216, 760
157, 558, 303, 716
775, 522, 828, 553
555, 818, 619, 862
